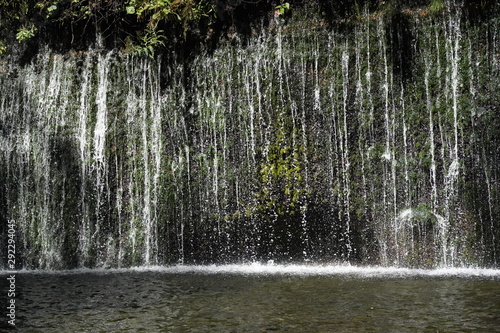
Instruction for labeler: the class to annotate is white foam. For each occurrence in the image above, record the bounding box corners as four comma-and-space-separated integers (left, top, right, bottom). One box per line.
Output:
398, 208, 414, 219
7, 263, 500, 278
381, 151, 391, 161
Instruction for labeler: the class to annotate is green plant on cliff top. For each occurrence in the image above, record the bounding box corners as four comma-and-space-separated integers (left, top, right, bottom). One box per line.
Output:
126, 28, 166, 58
127, 0, 214, 35
123, 0, 215, 53
0, 0, 215, 53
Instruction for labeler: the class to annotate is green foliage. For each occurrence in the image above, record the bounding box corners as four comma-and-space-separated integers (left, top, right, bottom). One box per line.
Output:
275, 2, 290, 15
126, 5, 136, 14
126, 28, 166, 58
354, 0, 361, 20
41, 0, 103, 21
0, 0, 215, 55
429, 0, 445, 15
0, 40, 6, 55
0, 0, 30, 20
259, 117, 306, 216
16, 24, 37, 42
127, 0, 214, 33
35, 1, 60, 18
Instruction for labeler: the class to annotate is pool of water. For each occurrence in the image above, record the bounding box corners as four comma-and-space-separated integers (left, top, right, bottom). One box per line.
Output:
1, 265, 499, 332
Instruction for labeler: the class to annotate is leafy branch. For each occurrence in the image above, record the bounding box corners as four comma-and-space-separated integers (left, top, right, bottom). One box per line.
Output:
0, 0, 215, 54
275, 2, 290, 15
16, 24, 37, 42
126, 28, 166, 58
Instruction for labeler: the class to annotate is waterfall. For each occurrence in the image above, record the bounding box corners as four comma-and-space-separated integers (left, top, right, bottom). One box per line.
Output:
0, 2, 498, 269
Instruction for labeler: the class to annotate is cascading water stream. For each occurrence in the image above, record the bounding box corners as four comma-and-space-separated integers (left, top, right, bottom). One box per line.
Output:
340, 43, 352, 258
92, 52, 111, 265
0, 1, 498, 269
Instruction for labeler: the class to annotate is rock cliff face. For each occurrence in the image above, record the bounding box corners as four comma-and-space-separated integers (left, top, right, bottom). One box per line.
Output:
0, 0, 499, 269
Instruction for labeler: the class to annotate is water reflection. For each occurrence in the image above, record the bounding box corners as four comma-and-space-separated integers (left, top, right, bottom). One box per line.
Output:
2, 268, 499, 332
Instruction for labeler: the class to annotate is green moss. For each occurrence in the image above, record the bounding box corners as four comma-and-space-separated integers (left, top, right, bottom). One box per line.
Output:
429, 0, 445, 15
258, 114, 307, 217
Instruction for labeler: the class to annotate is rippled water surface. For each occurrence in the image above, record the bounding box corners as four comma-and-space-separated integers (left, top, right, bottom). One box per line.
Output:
1, 265, 499, 332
